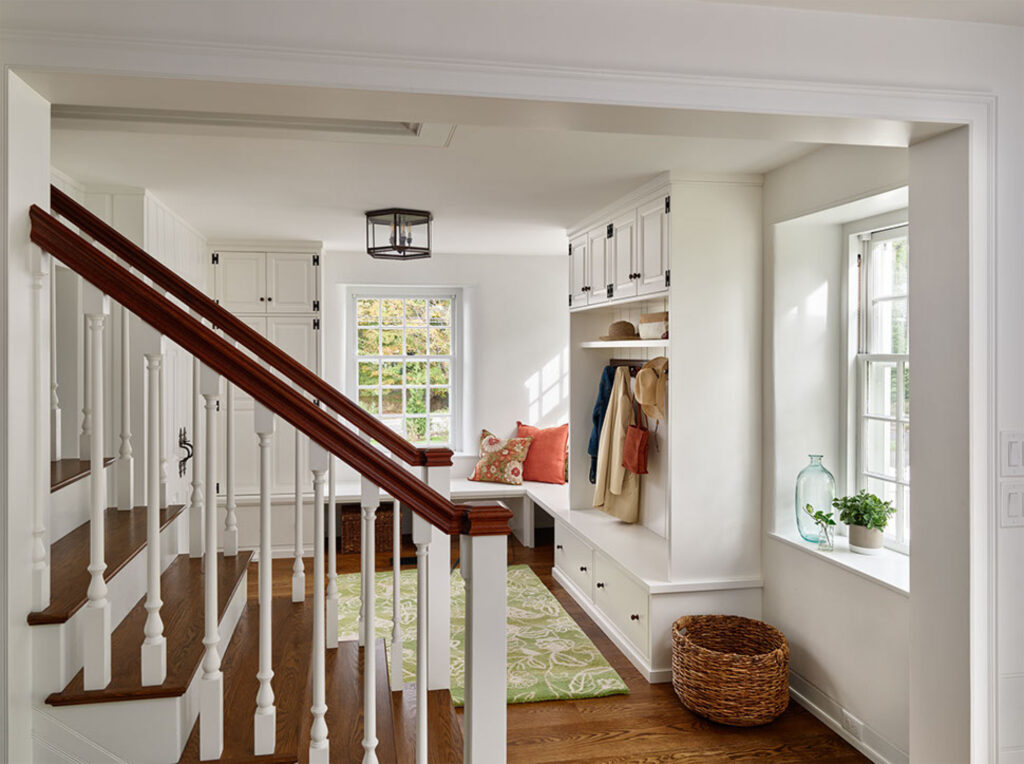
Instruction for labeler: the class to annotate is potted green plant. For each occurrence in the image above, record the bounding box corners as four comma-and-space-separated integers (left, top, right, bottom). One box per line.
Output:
832, 490, 896, 555
804, 504, 836, 552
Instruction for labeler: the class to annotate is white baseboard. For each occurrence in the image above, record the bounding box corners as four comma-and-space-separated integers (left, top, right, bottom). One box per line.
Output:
32, 707, 129, 764
789, 672, 908, 764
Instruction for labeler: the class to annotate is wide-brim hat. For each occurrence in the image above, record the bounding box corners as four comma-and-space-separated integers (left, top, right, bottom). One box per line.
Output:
600, 320, 641, 341
635, 356, 668, 420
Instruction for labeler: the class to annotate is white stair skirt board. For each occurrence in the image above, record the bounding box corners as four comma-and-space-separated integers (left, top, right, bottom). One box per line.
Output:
33, 510, 186, 697
40, 567, 248, 764
32, 707, 130, 764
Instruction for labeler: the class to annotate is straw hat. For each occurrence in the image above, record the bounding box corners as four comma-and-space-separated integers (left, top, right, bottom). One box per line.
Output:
600, 320, 641, 341
635, 356, 668, 420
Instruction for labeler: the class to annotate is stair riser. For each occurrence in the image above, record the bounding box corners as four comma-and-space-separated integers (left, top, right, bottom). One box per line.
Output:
49, 461, 114, 545
33, 510, 185, 697
37, 566, 248, 764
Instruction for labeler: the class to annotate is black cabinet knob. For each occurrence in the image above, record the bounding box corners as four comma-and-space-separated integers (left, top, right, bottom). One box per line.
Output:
267, 296, 273, 302
259, 296, 265, 301
556, 544, 563, 550
630, 614, 640, 621
579, 566, 588, 572
596, 582, 605, 589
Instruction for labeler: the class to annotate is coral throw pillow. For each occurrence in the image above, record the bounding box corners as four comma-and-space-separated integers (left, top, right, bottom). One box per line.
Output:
517, 422, 569, 485
469, 430, 533, 485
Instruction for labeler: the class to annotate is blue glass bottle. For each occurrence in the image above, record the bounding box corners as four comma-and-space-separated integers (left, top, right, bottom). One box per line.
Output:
795, 455, 835, 543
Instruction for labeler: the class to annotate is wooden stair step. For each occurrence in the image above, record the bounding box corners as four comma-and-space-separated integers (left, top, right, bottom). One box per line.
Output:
29, 504, 185, 626
51, 457, 115, 492
392, 686, 464, 763
46, 551, 252, 706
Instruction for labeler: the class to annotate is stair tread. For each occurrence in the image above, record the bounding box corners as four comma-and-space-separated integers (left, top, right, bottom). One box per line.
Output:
29, 504, 186, 626
45, 551, 252, 705
51, 457, 115, 492
392, 686, 464, 763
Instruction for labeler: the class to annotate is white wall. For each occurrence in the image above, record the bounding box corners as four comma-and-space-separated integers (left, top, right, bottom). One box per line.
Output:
324, 251, 567, 477
763, 145, 910, 762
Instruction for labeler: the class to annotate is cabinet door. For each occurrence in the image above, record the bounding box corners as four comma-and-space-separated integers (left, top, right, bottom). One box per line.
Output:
569, 233, 589, 308
215, 251, 267, 312
267, 252, 319, 313
586, 226, 611, 305
637, 197, 670, 296
611, 211, 638, 299
266, 317, 320, 494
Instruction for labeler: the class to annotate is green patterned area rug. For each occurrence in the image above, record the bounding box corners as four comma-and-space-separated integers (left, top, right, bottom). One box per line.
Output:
336, 564, 629, 706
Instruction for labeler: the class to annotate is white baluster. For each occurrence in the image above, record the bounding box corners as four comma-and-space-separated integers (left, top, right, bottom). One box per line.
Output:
424, 464, 452, 691
33, 260, 51, 611
326, 455, 339, 648
141, 347, 166, 685
460, 506, 509, 764
223, 382, 238, 556
116, 306, 134, 511
82, 288, 110, 690
390, 497, 402, 691
254, 404, 276, 755
159, 352, 168, 509
189, 356, 204, 558
199, 365, 222, 761
50, 269, 61, 461
80, 319, 92, 461
413, 515, 431, 764
292, 430, 305, 602
361, 475, 380, 764
309, 443, 330, 764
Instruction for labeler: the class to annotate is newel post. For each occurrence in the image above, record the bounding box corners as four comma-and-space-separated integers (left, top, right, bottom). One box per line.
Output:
423, 460, 452, 691
459, 503, 512, 764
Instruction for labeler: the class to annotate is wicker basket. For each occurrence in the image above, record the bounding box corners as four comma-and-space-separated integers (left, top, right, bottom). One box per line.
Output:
672, 614, 790, 727
340, 503, 394, 554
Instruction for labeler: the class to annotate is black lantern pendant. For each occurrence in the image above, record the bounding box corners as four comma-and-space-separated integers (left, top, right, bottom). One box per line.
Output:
365, 208, 432, 260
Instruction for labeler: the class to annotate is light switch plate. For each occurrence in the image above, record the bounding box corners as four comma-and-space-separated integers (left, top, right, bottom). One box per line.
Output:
1000, 481, 1024, 527
1001, 431, 1024, 476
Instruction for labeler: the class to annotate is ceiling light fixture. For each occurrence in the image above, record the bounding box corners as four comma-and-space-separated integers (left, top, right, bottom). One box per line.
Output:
365, 208, 432, 260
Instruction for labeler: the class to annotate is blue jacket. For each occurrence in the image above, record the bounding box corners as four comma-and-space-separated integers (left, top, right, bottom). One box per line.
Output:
588, 365, 617, 484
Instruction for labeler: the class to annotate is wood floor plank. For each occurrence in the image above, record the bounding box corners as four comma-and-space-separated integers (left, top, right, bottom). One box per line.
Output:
28, 504, 185, 625
391, 686, 463, 763
50, 457, 114, 492
46, 551, 251, 705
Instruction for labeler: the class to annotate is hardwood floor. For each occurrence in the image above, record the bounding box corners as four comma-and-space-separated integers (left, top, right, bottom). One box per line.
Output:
248, 529, 866, 763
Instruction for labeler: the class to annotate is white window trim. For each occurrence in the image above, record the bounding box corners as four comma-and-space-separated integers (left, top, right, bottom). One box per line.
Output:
345, 286, 463, 452
843, 212, 909, 555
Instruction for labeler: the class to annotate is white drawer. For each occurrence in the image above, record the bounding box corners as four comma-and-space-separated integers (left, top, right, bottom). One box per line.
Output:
555, 522, 594, 599
594, 552, 649, 655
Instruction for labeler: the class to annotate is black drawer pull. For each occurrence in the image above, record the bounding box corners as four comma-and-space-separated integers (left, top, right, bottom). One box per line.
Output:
579, 566, 588, 572
596, 582, 605, 589
630, 614, 640, 621
556, 544, 563, 550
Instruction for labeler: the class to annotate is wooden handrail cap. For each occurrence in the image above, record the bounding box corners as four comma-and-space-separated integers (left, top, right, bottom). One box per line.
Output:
457, 502, 513, 537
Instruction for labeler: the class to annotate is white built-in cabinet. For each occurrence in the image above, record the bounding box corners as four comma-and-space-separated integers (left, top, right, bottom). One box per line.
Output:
209, 244, 323, 496
555, 172, 765, 682
569, 186, 670, 310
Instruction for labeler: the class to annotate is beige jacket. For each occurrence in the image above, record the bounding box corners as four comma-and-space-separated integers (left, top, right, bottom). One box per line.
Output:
593, 366, 641, 523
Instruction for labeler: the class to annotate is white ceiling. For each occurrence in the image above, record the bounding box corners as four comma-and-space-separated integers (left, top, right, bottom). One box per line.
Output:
699, 0, 1024, 26
52, 122, 816, 256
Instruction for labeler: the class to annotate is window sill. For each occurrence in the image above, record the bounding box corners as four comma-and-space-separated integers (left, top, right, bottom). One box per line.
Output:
768, 531, 909, 597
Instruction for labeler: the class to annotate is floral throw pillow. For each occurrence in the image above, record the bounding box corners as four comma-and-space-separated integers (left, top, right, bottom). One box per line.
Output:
468, 429, 533, 485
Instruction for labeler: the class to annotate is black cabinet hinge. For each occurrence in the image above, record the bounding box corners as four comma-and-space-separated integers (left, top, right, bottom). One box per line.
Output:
606, 284, 614, 299
313, 398, 320, 407
313, 318, 320, 330
312, 299, 320, 312
665, 269, 671, 287
665, 196, 671, 214
606, 223, 613, 239
216, 400, 220, 412
568, 294, 572, 307
312, 254, 320, 266
211, 252, 219, 265
568, 242, 572, 256
216, 482, 220, 493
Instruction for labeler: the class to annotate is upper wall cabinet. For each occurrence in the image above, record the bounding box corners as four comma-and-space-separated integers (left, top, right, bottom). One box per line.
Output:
568, 184, 670, 310
213, 249, 321, 314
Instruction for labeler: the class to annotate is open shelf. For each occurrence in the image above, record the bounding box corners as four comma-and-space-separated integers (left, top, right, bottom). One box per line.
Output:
580, 339, 669, 349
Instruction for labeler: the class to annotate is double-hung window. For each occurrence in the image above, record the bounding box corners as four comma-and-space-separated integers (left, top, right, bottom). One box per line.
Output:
350, 291, 458, 448
857, 224, 910, 552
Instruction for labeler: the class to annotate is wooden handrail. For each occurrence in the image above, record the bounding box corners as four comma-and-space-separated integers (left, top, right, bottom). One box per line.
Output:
32, 204, 509, 537
50, 185, 452, 469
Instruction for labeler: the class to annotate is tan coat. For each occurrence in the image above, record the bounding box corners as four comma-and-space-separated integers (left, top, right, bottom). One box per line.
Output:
593, 366, 641, 523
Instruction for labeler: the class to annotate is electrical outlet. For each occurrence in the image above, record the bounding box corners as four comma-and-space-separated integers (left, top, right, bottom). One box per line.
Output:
841, 709, 864, 741
1001, 481, 1024, 527
1001, 431, 1024, 476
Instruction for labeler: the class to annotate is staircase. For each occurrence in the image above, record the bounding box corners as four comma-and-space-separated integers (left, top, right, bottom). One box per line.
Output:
27, 188, 511, 763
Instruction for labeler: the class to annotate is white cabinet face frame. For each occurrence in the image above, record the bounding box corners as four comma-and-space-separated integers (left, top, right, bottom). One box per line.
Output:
569, 233, 589, 308
587, 226, 611, 305
637, 196, 671, 296
267, 252, 319, 313
215, 250, 267, 312
611, 211, 639, 300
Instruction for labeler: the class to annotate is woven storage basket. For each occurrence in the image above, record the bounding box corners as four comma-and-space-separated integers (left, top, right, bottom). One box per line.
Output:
672, 614, 790, 727
340, 504, 394, 554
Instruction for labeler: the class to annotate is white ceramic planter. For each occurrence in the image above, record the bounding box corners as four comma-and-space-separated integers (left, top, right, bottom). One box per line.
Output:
849, 524, 884, 555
